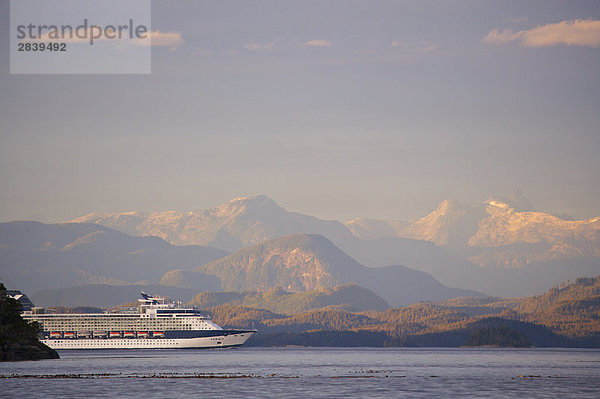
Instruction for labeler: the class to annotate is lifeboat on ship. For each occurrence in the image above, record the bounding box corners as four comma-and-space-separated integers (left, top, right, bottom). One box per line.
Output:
137, 331, 149, 338
93, 331, 107, 338
123, 331, 136, 338
153, 331, 165, 338
64, 331, 76, 339
50, 331, 62, 339
109, 331, 122, 338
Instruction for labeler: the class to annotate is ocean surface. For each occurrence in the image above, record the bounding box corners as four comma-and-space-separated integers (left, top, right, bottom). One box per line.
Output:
1, 347, 599, 398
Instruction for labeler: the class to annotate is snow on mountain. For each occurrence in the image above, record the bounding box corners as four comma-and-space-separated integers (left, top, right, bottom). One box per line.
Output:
68, 194, 600, 271
70, 195, 355, 252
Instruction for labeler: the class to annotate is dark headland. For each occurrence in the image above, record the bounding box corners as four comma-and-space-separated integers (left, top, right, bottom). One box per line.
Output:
0, 283, 59, 361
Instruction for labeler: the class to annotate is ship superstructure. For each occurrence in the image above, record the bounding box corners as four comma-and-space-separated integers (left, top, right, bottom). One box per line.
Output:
22, 292, 256, 349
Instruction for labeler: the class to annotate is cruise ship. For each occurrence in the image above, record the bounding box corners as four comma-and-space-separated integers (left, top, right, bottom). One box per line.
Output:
21, 292, 256, 350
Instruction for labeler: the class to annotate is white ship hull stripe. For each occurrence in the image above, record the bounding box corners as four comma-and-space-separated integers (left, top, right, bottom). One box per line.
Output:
42, 332, 254, 349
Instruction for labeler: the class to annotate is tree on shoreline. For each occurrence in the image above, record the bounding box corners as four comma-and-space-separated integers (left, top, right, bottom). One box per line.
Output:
0, 283, 59, 361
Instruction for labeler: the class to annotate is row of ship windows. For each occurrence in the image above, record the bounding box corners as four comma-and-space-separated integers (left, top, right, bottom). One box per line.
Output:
42, 324, 201, 326
42, 323, 210, 330
40, 323, 206, 327
39, 320, 206, 323
52, 340, 185, 346
40, 321, 204, 324
35, 314, 205, 321
37, 320, 206, 324
41, 326, 212, 330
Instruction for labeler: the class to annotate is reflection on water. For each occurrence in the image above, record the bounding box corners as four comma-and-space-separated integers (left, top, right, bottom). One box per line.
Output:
2, 348, 599, 398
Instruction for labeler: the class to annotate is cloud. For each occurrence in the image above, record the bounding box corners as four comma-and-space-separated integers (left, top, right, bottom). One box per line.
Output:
304, 39, 332, 47
30, 29, 183, 49
147, 31, 184, 48
483, 29, 520, 45
483, 19, 600, 48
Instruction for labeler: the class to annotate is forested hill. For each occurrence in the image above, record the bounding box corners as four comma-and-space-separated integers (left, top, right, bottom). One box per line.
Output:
190, 284, 389, 314
0, 283, 58, 361
204, 276, 600, 348
505, 276, 600, 338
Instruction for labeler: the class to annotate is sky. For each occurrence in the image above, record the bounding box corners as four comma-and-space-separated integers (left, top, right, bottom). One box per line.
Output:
1, 0, 599, 223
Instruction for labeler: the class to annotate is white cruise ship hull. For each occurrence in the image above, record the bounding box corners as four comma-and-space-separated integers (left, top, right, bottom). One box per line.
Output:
43, 331, 255, 350
24, 292, 257, 350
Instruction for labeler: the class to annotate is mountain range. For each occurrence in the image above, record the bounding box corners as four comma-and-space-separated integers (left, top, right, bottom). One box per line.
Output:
1, 193, 598, 303
166, 233, 481, 306
0, 221, 480, 306
70, 194, 600, 271
3, 213, 596, 347
67, 194, 600, 296
0, 221, 225, 294
347, 197, 600, 268
70, 195, 356, 253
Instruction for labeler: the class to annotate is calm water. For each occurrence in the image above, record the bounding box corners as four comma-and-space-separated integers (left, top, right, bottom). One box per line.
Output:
1, 347, 599, 398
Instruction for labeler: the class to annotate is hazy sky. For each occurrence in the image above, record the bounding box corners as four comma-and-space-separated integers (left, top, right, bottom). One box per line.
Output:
1, 0, 599, 222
